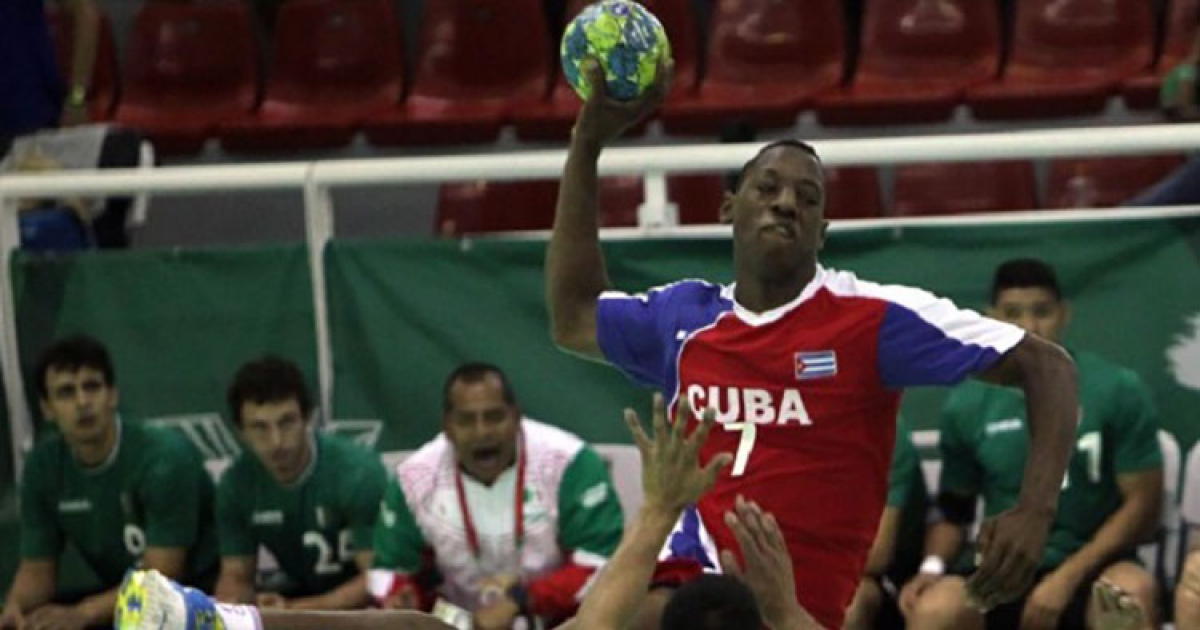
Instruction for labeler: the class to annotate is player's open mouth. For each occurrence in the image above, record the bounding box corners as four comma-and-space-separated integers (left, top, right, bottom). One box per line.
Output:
472, 446, 503, 466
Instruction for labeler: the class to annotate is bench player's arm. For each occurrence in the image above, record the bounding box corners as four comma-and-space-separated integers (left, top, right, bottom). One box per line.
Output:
215, 555, 259, 605
287, 551, 373, 611
546, 59, 671, 359
1, 559, 56, 626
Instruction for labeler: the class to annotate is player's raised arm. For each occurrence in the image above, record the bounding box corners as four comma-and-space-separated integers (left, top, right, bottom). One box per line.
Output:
969, 334, 1078, 608
545, 57, 672, 358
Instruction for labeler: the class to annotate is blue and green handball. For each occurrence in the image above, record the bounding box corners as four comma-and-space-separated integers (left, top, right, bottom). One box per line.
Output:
561, 0, 671, 101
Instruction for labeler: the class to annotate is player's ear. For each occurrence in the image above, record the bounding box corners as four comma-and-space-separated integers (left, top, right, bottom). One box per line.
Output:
719, 191, 736, 224
817, 219, 829, 251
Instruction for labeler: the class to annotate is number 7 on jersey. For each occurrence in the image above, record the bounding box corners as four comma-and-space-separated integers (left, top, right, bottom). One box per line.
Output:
724, 422, 757, 477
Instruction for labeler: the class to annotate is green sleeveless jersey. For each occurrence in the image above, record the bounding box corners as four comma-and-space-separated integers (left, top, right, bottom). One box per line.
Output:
939, 350, 1162, 569
216, 432, 387, 596
19, 420, 218, 589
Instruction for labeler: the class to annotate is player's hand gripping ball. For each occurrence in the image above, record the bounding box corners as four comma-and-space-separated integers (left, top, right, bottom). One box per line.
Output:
561, 0, 671, 101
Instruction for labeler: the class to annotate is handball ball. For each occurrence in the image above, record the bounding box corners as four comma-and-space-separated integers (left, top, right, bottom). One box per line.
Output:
561, 0, 671, 102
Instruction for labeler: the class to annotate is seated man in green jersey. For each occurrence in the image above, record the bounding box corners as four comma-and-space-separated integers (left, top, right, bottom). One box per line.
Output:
843, 417, 928, 630
899, 259, 1164, 630
214, 356, 387, 610
368, 363, 625, 630
0, 335, 218, 630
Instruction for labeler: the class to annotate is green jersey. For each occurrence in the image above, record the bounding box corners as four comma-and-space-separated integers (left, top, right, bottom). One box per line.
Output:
939, 350, 1162, 569
217, 433, 388, 596
887, 417, 928, 583
19, 420, 218, 589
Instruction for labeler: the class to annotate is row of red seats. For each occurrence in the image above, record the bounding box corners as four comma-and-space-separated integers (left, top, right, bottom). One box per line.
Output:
437, 155, 1185, 235
52, 0, 1199, 156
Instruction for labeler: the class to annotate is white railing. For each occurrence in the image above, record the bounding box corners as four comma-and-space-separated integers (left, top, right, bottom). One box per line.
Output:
2, 122, 1200, 476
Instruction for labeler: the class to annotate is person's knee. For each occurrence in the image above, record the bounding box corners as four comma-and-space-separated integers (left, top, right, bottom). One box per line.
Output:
842, 579, 883, 630
1100, 562, 1157, 623
1177, 585, 1200, 629
910, 577, 975, 630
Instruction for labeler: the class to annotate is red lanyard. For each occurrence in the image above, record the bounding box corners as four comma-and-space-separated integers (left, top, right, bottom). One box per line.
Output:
454, 432, 526, 560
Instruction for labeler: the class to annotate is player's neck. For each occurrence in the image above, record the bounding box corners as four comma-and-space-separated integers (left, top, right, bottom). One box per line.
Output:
735, 262, 817, 313
71, 417, 119, 468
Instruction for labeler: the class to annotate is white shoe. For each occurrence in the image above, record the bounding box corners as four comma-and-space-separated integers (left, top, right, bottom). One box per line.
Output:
115, 569, 224, 630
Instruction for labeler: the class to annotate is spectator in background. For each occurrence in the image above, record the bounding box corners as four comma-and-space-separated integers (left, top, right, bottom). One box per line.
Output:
843, 417, 928, 630
370, 363, 624, 630
0, 0, 99, 153
0, 335, 217, 630
899, 259, 1163, 630
214, 356, 387, 610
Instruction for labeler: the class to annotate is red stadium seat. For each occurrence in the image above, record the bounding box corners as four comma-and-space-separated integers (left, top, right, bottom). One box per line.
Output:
1045, 155, 1186, 208
437, 175, 727, 234
365, 0, 551, 146
46, 5, 120, 121
512, 0, 697, 141
660, 0, 844, 135
967, 0, 1155, 119
816, 0, 1001, 126
220, 0, 404, 153
594, 175, 728, 227
825, 167, 884, 219
1124, 0, 1200, 109
894, 161, 1036, 215
436, 180, 559, 235
114, 1, 259, 155
674, 175, 726, 225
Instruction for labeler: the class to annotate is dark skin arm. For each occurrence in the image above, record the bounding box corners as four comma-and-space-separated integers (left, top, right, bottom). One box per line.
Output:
545, 57, 672, 359
967, 334, 1078, 609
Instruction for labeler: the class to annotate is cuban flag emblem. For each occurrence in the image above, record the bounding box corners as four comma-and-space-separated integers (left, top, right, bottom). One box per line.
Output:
794, 351, 837, 380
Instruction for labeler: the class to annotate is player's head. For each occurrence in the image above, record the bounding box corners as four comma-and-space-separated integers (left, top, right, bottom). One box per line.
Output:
988, 258, 1070, 342
442, 362, 521, 485
721, 139, 828, 281
35, 334, 119, 446
227, 355, 315, 484
660, 574, 764, 630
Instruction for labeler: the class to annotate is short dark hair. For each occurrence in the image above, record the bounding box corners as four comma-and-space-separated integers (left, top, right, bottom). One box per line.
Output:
661, 575, 764, 630
34, 335, 116, 399
442, 362, 517, 415
227, 356, 313, 427
735, 138, 821, 192
990, 258, 1063, 304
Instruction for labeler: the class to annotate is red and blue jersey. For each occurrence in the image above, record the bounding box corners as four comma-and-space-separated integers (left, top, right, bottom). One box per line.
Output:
596, 266, 1024, 629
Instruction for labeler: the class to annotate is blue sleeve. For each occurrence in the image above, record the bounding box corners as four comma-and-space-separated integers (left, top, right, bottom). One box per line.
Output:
596, 281, 727, 391
874, 286, 1025, 388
